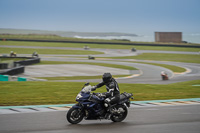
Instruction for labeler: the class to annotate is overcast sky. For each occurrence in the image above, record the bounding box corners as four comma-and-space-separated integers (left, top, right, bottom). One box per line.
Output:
0, 0, 200, 35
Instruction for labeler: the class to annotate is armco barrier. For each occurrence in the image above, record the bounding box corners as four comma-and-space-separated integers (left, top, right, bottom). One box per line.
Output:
0, 57, 40, 67
0, 66, 24, 75
14, 58, 40, 66
0, 57, 40, 75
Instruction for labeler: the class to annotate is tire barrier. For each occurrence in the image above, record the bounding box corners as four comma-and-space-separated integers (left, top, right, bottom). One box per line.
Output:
0, 57, 40, 76
0, 63, 8, 69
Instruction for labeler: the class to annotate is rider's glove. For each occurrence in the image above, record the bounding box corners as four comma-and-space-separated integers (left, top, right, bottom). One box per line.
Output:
98, 93, 106, 98
91, 86, 97, 91
97, 93, 102, 97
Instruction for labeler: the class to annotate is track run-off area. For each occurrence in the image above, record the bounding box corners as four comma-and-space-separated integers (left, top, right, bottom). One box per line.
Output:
1, 44, 200, 84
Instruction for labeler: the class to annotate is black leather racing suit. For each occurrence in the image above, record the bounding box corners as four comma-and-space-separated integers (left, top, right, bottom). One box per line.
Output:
95, 78, 120, 104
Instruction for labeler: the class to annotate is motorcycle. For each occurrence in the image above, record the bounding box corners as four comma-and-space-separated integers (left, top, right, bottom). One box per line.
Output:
10, 51, 17, 57
32, 52, 39, 58
67, 82, 133, 124
161, 71, 168, 80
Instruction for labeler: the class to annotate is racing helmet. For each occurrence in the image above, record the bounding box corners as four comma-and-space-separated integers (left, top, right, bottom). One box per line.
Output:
102, 73, 112, 83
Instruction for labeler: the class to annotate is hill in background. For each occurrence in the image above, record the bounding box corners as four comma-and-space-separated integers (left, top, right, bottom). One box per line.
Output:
0, 28, 138, 38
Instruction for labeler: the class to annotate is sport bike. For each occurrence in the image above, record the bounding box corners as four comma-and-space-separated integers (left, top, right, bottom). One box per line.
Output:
67, 83, 133, 124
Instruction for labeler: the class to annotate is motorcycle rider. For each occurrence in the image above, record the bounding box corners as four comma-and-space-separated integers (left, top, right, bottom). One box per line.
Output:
92, 73, 120, 114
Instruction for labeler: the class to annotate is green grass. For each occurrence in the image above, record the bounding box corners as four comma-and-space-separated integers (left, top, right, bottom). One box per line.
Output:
144, 63, 186, 73
0, 80, 199, 106
0, 58, 26, 62
0, 41, 199, 52
131, 61, 187, 73
0, 47, 103, 55
120, 80, 200, 101
109, 53, 200, 64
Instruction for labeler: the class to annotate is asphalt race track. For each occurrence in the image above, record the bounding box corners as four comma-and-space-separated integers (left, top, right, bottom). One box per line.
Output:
0, 105, 200, 133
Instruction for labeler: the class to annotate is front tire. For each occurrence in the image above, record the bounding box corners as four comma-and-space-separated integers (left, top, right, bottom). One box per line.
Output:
67, 108, 84, 124
110, 105, 128, 122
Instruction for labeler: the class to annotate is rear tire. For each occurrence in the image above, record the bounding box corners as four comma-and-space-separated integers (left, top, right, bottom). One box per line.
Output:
67, 108, 84, 124
110, 105, 128, 122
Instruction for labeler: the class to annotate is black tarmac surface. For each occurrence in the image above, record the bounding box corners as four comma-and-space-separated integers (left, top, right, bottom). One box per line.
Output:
0, 105, 200, 133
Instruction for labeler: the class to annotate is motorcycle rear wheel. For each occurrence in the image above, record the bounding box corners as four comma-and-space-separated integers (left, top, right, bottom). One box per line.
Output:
67, 108, 84, 124
110, 105, 128, 122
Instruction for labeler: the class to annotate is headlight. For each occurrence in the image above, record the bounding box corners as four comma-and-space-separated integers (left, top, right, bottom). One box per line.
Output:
76, 93, 82, 100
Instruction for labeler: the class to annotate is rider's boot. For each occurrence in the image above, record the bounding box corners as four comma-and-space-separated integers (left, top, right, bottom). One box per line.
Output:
104, 103, 111, 119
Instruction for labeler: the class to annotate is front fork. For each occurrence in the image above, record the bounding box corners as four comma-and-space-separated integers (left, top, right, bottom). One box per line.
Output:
72, 103, 85, 116
126, 96, 134, 107
125, 100, 131, 107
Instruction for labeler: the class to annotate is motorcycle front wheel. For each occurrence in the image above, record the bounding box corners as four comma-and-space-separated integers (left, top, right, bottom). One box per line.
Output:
67, 108, 84, 124
110, 105, 128, 122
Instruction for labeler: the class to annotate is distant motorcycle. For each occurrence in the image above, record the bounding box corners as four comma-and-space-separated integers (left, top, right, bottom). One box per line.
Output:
10, 51, 17, 57
67, 83, 133, 124
161, 71, 168, 80
32, 52, 39, 58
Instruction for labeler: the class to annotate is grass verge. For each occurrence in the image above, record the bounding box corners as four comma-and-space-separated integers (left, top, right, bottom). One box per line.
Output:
131, 61, 187, 73
0, 47, 103, 55
0, 58, 26, 62
0, 80, 199, 106
108, 53, 200, 64
0, 41, 199, 52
